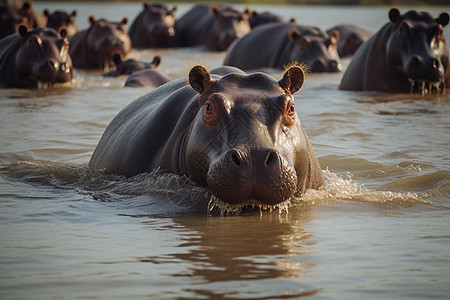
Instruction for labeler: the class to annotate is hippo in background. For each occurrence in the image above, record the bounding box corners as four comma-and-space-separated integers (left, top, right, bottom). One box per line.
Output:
69, 16, 132, 70
103, 53, 161, 77
0, 26, 73, 88
340, 9, 449, 94
89, 64, 324, 206
0, 0, 45, 38
249, 10, 284, 28
44, 9, 78, 38
176, 4, 251, 51
326, 24, 372, 58
224, 22, 342, 72
128, 3, 177, 48
124, 68, 171, 88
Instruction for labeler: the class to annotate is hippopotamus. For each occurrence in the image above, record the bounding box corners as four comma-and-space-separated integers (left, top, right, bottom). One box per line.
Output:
103, 53, 161, 77
44, 9, 78, 38
176, 4, 251, 51
224, 23, 342, 72
128, 3, 177, 48
69, 16, 132, 70
89, 65, 324, 206
248, 11, 284, 28
17, 1, 46, 29
0, 26, 73, 88
326, 24, 372, 58
340, 9, 449, 94
0, 0, 45, 39
124, 68, 171, 88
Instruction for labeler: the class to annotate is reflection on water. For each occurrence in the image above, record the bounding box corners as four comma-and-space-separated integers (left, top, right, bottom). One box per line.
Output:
1, 2, 450, 300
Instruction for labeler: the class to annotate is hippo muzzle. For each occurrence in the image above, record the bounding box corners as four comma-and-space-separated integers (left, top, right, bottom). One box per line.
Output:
207, 147, 298, 205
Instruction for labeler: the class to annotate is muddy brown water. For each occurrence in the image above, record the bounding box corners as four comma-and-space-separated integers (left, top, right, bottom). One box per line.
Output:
1, 3, 450, 299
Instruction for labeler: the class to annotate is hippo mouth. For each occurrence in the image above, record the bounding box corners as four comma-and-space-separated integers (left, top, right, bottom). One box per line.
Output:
207, 194, 293, 216
409, 79, 446, 95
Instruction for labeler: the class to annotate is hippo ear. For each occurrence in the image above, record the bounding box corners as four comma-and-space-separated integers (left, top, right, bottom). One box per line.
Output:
18, 25, 28, 37
171, 6, 177, 14
329, 29, 340, 43
59, 28, 67, 38
71, 10, 77, 17
210, 5, 220, 16
289, 17, 296, 23
88, 15, 96, 25
22, 2, 31, 11
437, 12, 449, 27
189, 65, 214, 95
152, 55, 161, 67
288, 28, 301, 41
121, 17, 128, 25
43, 9, 50, 17
279, 66, 304, 95
143, 3, 149, 10
389, 8, 401, 24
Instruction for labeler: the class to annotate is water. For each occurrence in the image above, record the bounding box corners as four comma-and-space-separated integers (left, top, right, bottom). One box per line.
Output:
1, 2, 450, 299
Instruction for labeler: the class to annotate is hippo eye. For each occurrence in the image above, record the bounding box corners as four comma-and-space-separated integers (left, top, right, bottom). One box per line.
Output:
204, 100, 219, 126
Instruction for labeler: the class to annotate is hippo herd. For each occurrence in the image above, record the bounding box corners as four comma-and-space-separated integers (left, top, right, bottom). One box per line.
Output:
1, 1, 449, 209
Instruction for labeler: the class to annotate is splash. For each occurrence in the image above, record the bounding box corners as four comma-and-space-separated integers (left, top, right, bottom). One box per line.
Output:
207, 194, 292, 216
300, 169, 430, 205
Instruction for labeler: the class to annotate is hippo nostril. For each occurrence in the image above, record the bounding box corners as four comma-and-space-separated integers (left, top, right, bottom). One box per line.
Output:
265, 151, 275, 167
432, 58, 439, 69
412, 55, 422, 65
47, 60, 56, 70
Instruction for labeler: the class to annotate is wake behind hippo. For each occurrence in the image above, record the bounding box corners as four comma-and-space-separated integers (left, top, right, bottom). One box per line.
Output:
339, 9, 449, 94
89, 65, 324, 207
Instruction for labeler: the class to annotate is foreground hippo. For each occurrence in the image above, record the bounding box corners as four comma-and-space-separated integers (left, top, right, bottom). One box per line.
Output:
176, 4, 251, 51
103, 53, 161, 77
340, 9, 449, 94
326, 24, 372, 58
89, 65, 324, 206
224, 23, 342, 72
69, 16, 132, 70
44, 9, 78, 37
128, 3, 177, 48
0, 26, 72, 88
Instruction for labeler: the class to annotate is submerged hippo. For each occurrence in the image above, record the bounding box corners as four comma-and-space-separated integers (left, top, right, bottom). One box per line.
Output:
340, 9, 449, 94
0, 26, 73, 88
124, 68, 171, 88
224, 23, 342, 72
69, 16, 132, 70
44, 9, 78, 38
326, 24, 372, 58
103, 53, 161, 77
176, 4, 251, 51
89, 65, 324, 206
128, 3, 177, 48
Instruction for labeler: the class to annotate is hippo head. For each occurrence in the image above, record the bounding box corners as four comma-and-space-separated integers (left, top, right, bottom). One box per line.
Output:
141, 3, 176, 37
86, 16, 132, 69
288, 27, 342, 72
15, 26, 73, 86
184, 65, 321, 206
0, 3, 24, 38
44, 9, 78, 37
109, 53, 161, 76
386, 8, 449, 94
209, 5, 252, 51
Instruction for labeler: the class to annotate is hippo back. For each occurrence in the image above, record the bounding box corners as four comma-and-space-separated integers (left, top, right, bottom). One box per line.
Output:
224, 23, 294, 70
176, 4, 214, 47
0, 34, 21, 87
89, 79, 198, 177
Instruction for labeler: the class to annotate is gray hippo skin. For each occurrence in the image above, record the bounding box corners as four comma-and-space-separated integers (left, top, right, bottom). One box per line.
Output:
89, 65, 324, 205
224, 22, 342, 72
0, 26, 73, 88
176, 4, 251, 51
339, 8, 449, 94
326, 24, 372, 58
44, 9, 78, 38
69, 16, 131, 70
128, 3, 177, 48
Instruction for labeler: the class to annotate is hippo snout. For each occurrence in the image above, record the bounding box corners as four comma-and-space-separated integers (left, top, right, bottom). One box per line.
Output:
311, 58, 342, 73
207, 147, 298, 205
405, 55, 444, 82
